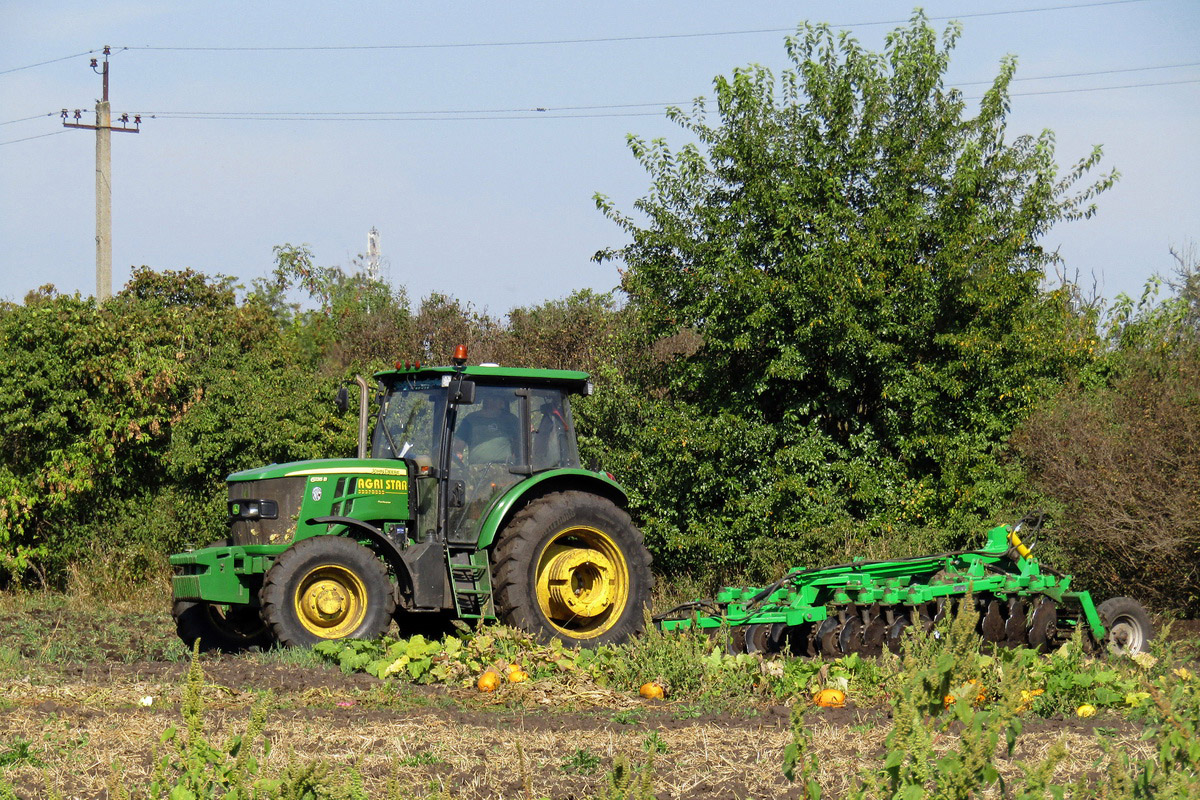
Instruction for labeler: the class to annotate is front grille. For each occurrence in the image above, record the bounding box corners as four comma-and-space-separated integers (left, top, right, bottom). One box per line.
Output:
228, 477, 304, 545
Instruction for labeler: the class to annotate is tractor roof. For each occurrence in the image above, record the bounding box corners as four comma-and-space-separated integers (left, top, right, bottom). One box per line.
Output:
374, 364, 591, 393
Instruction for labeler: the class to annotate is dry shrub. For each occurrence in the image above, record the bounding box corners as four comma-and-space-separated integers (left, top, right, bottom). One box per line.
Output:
1013, 346, 1200, 614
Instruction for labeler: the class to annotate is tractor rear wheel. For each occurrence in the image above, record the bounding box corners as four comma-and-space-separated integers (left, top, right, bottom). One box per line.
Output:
491, 491, 652, 647
1097, 597, 1154, 656
259, 536, 395, 648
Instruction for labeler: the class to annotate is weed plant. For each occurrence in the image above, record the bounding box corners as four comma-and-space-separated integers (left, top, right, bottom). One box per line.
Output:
783, 599, 1200, 799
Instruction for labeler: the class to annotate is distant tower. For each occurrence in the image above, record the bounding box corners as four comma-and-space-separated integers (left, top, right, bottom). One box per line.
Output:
366, 227, 381, 282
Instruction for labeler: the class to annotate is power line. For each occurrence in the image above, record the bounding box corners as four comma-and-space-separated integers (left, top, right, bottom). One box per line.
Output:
7, 59, 1195, 128
0, 130, 68, 146
136, 101, 682, 117
1007, 76, 1200, 96
0, 0, 1155, 79
118, 0, 1146, 53
0, 112, 57, 127
7, 68, 1193, 135
126, 60, 1200, 120
140, 110, 670, 122
970, 60, 1200, 86
132, 78, 1200, 123
131, 75, 1200, 123
0, 49, 100, 76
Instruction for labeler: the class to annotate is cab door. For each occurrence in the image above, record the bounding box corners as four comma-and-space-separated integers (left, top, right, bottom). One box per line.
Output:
446, 385, 527, 545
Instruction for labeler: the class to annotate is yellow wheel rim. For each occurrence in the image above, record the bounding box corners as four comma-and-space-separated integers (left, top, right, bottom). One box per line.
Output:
294, 565, 368, 639
534, 525, 629, 640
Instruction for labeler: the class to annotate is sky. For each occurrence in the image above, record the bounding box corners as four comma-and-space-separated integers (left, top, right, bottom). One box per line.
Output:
1, 1, 1197, 318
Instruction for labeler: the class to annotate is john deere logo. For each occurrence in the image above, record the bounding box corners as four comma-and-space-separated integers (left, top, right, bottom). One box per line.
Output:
311, 486, 322, 502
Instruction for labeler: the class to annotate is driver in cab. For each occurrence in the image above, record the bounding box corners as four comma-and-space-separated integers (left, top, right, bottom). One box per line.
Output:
454, 394, 519, 465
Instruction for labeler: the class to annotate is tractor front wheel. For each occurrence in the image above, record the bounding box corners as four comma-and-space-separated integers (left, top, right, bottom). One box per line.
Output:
259, 536, 395, 648
491, 491, 652, 647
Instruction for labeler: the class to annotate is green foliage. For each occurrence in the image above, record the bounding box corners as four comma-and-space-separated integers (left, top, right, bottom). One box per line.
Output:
0, 740, 45, 769
560, 748, 601, 776
593, 14, 1112, 574
312, 626, 586, 686
782, 601, 1200, 799
1014, 273, 1200, 614
148, 646, 283, 799
0, 266, 368, 579
0, 270, 273, 576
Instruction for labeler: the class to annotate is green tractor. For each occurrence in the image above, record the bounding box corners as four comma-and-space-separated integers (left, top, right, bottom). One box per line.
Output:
170, 348, 653, 651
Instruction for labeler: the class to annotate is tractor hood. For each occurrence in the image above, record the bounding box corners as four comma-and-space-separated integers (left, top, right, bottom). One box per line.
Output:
227, 458, 408, 483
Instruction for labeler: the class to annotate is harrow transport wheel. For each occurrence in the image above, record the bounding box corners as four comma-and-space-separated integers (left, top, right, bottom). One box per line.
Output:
173, 599, 272, 653
259, 536, 395, 648
491, 491, 653, 647
1097, 597, 1154, 656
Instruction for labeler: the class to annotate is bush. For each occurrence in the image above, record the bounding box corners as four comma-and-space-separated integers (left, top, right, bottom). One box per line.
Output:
1013, 343, 1200, 615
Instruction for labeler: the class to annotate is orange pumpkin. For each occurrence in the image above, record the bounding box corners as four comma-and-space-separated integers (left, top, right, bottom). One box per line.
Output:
813, 688, 846, 708
639, 680, 666, 700
476, 670, 501, 692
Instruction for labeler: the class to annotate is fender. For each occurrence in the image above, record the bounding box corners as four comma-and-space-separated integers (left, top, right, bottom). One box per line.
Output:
474, 469, 629, 550
306, 515, 417, 598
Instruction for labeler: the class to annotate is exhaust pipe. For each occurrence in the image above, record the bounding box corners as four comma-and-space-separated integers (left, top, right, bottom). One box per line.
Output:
355, 375, 370, 459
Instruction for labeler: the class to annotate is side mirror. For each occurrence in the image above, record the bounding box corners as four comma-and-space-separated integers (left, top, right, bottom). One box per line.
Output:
335, 386, 350, 414
449, 379, 476, 405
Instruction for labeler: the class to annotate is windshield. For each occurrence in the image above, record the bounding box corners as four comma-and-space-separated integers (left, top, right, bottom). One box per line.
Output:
372, 380, 443, 461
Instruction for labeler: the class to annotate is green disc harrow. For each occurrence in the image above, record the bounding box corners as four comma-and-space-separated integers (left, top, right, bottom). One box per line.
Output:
654, 515, 1153, 658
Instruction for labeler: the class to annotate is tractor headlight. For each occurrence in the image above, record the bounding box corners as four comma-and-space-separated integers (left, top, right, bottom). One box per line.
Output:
229, 499, 279, 521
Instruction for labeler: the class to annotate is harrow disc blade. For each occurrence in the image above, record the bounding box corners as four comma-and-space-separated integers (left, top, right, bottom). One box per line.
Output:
861, 607, 887, 657
816, 618, 841, 658
742, 623, 776, 655
784, 622, 815, 658
981, 599, 1006, 643
725, 625, 748, 655
885, 614, 911, 654
837, 616, 864, 655
1028, 597, 1057, 652
931, 599, 950, 628
1004, 599, 1028, 648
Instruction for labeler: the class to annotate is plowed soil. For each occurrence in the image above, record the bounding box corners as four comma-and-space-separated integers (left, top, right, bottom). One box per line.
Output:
0, 599, 1193, 799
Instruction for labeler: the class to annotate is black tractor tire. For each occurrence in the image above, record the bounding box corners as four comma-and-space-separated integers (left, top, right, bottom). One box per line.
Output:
259, 535, 396, 648
491, 491, 652, 647
173, 599, 273, 653
1097, 596, 1154, 656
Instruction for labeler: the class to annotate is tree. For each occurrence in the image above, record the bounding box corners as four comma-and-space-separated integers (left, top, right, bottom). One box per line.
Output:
592, 15, 1114, 569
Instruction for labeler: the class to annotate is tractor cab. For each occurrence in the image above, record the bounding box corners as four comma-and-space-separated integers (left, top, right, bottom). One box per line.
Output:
369, 358, 589, 548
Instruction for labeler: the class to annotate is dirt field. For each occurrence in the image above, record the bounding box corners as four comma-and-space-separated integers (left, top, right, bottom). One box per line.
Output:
0, 599, 1189, 799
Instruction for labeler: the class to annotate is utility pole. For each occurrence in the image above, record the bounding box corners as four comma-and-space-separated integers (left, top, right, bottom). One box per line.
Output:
62, 46, 141, 301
